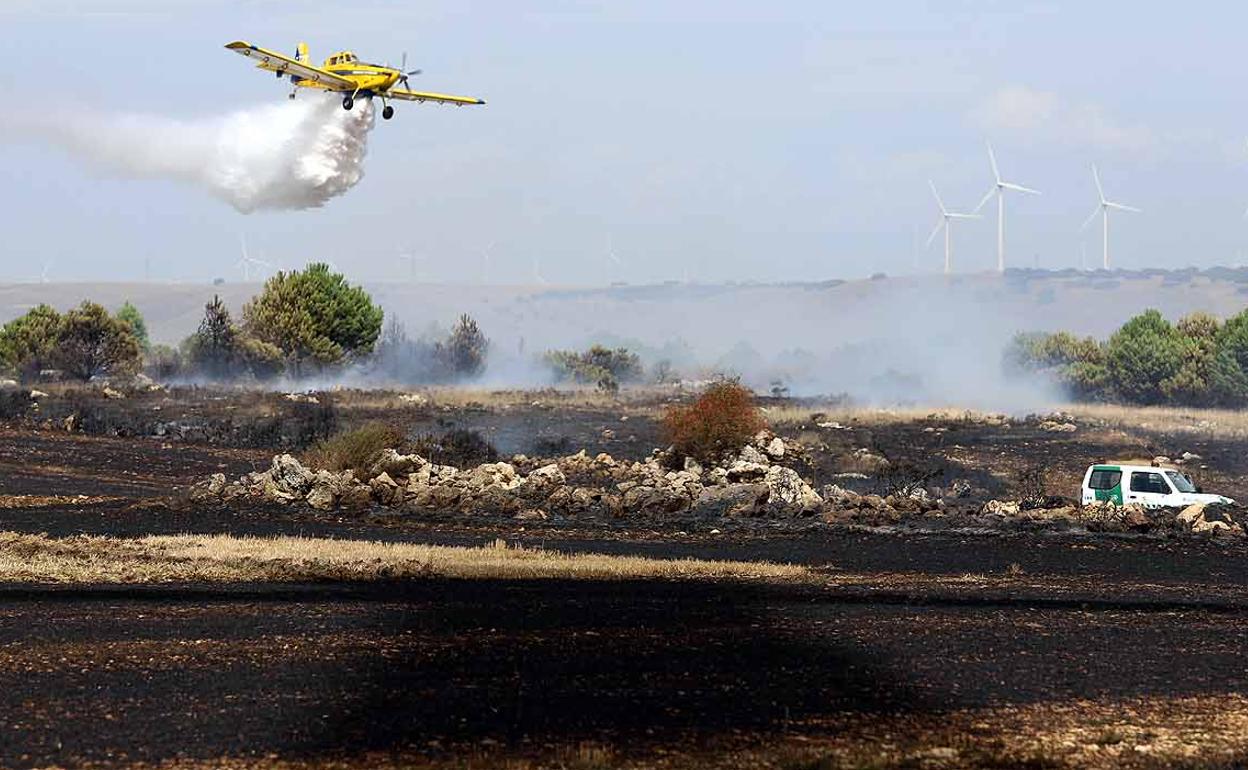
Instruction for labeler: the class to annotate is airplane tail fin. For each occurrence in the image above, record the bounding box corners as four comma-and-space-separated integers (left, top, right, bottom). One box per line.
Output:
296, 42, 310, 63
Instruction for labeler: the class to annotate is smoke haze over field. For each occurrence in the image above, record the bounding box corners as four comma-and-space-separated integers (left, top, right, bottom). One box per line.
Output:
13, 271, 1246, 413
5, 94, 374, 212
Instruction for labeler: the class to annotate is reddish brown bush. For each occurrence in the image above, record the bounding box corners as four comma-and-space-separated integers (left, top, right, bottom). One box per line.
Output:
662, 380, 766, 464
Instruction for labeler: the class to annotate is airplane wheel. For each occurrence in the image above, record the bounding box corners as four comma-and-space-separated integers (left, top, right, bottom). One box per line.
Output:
342, 96, 354, 111
382, 105, 394, 120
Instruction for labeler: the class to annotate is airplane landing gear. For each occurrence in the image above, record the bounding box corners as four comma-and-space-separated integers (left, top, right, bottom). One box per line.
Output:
342, 95, 354, 111
382, 105, 394, 120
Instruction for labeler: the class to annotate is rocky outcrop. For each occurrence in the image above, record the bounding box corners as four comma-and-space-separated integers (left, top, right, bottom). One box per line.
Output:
191, 431, 828, 520
1178, 503, 1245, 536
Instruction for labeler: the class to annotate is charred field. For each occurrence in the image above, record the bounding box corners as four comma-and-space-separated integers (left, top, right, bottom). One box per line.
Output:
4, 385, 1248, 769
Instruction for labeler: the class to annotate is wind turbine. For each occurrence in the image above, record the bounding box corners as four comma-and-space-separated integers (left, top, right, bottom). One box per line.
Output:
975, 143, 1041, 272
1080, 164, 1140, 270
235, 236, 272, 282
39, 258, 53, 284
531, 254, 547, 286
604, 232, 624, 282
479, 240, 495, 281
606, 233, 622, 266
926, 181, 981, 275
397, 245, 424, 281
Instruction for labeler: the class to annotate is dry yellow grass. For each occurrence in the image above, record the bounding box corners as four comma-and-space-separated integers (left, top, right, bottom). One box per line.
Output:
1070, 402, 1248, 441
0, 494, 119, 509
0, 532, 808, 584
763, 403, 1003, 428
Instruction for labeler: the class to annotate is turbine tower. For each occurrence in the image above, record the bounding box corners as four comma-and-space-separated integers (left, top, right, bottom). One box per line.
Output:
975, 144, 1041, 273
1080, 164, 1140, 270
926, 181, 981, 275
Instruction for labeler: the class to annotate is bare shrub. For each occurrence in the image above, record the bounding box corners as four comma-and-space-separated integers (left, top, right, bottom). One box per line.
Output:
410, 428, 498, 467
874, 461, 942, 498
303, 422, 406, 475
661, 379, 766, 464
0, 390, 32, 420
1015, 465, 1057, 509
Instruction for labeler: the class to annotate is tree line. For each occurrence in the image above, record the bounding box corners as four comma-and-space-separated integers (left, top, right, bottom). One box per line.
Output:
0, 264, 488, 385
1006, 308, 1248, 406
2, 262, 674, 390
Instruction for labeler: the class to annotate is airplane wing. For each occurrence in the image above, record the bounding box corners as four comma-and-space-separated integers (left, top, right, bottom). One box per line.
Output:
224, 41, 355, 90
383, 87, 486, 106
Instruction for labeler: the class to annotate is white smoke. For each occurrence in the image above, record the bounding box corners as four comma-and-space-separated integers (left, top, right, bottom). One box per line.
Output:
5, 93, 375, 212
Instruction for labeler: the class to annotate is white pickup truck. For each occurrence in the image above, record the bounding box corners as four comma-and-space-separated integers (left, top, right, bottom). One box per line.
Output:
1081, 463, 1234, 508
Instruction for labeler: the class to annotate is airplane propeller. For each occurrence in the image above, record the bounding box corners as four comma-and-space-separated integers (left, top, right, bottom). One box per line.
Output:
397, 52, 421, 89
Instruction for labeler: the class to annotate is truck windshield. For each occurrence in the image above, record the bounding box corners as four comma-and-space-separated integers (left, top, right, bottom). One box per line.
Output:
1166, 471, 1197, 493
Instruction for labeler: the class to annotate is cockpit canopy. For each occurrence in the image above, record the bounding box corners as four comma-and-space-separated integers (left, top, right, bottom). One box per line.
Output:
325, 51, 358, 66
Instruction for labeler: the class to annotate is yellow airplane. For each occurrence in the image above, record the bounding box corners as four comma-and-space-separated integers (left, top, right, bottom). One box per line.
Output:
225, 41, 485, 120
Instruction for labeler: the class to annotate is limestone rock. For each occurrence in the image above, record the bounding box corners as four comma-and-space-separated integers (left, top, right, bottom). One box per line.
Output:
738, 445, 768, 465
725, 460, 769, 482
622, 483, 692, 515
819, 484, 861, 508
269, 454, 314, 496
369, 472, 403, 506
1179, 503, 1244, 536
762, 466, 822, 511
368, 448, 426, 480
765, 437, 787, 460
695, 483, 770, 517
306, 485, 336, 511
1038, 420, 1077, 433
337, 482, 373, 511
524, 463, 567, 495
981, 499, 1021, 516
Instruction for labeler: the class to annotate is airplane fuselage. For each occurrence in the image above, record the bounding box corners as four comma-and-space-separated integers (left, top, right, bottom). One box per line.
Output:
293, 53, 400, 95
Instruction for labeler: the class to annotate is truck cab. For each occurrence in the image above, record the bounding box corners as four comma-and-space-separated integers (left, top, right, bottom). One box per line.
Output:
1081, 463, 1233, 508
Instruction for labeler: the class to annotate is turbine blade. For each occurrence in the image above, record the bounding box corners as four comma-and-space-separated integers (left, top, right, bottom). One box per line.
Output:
1080, 206, 1102, 232
925, 218, 945, 248
1092, 164, 1105, 202
1105, 201, 1141, 213
947, 213, 982, 220
928, 180, 947, 215
973, 187, 996, 213
987, 142, 1001, 183
1001, 182, 1041, 195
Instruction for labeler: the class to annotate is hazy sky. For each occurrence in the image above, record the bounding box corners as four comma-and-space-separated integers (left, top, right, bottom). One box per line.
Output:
2, 1, 1248, 284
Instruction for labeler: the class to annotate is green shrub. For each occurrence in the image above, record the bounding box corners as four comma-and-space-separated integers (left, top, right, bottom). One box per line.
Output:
661, 379, 766, 464
544, 345, 642, 389
145, 344, 184, 381
243, 263, 383, 374
116, 301, 149, 351
303, 422, 407, 476
433, 314, 489, 380
0, 304, 63, 382
54, 301, 143, 381
184, 295, 286, 381
1105, 310, 1186, 405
